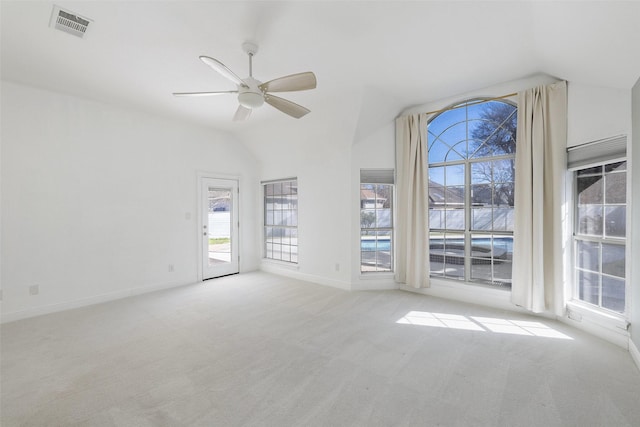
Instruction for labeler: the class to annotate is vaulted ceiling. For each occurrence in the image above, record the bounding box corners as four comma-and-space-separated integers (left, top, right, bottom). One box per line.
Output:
3, 1, 640, 134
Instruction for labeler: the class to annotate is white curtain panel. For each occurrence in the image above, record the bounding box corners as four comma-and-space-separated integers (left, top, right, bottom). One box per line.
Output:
395, 113, 430, 288
511, 81, 567, 314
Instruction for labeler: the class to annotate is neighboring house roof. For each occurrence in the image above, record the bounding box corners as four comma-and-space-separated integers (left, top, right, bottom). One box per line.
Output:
428, 180, 464, 205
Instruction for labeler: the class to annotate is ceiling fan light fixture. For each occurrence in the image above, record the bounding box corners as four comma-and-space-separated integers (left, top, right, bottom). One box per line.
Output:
238, 91, 264, 108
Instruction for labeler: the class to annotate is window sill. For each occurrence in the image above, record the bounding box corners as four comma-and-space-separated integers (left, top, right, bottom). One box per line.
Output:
400, 277, 519, 313
564, 300, 630, 348
566, 300, 629, 331
260, 258, 299, 271
359, 272, 394, 280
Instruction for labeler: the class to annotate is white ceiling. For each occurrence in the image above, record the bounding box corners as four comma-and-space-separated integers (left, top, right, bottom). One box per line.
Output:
2, 1, 640, 133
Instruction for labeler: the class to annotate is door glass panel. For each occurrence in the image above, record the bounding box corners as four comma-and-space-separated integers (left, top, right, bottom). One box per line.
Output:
208, 188, 231, 265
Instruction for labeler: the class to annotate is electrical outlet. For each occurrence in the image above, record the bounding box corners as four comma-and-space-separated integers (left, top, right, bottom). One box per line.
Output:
29, 285, 39, 296
335, 263, 340, 272
168, 264, 174, 272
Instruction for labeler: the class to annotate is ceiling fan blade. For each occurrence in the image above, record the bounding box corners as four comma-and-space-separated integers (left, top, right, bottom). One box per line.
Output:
259, 72, 317, 93
199, 56, 248, 88
233, 105, 252, 121
173, 91, 237, 97
264, 94, 310, 119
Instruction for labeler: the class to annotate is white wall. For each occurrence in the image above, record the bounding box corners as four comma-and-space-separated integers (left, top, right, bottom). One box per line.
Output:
239, 92, 361, 290
0, 81, 260, 322
567, 82, 630, 147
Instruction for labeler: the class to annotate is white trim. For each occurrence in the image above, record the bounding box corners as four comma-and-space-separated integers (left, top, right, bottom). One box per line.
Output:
1, 279, 193, 324
260, 263, 351, 291
562, 300, 630, 348
630, 339, 640, 372
196, 172, 242, 282
400, 278, 534, 315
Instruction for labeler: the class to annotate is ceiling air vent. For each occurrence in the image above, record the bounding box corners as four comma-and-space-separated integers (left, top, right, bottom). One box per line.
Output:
49, 5, 92, 38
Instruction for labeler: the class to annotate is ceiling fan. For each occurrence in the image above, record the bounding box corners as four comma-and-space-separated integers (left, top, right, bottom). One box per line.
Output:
173, 42, 317, 121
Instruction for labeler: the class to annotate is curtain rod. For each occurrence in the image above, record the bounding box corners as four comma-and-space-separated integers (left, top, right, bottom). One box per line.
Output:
417, 92, 518, 117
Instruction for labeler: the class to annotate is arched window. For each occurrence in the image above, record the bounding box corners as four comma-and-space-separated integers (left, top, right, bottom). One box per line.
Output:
427, 99, 516, 287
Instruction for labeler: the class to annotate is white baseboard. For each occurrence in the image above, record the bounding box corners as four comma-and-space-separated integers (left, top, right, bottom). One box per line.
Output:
259, 263, 351, 291
630, 338, 640, 373
1, 279, 193, 324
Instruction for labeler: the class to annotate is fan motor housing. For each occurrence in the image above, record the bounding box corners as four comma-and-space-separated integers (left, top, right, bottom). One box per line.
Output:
238, 77, 264, 108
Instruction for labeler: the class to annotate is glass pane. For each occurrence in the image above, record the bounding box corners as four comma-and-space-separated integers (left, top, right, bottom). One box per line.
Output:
428, 166, 445, 186
265, 209, 274, 226
444, 233, 465, 256
442, 122, 467, 148
493, 159, 515, 183
445, 185, 465, 205
361, 209, 376, 228
602, 244, 625, 278
427, 139, 448, 163
602, 276, 625, 313
280, 229, 289, 245
469, 101, 516, 157
605, 172, 626, 204
577, 165, 602, 176
471, 184, 492, 205
577, 176, 603, 205
493, 236, 513, 261
471, 259, 492, 282
493, 207, 514, 232
604, 161, 626, 173
446, 164, 465, 186
604, 206, 625, 238
445, 208, 465, 230
281, 245, 291, 262
429, 232, 445, 277
274, 210, 283, 226
429, 208, 445, 229
471, 162, 492, 184
376, 231, 392, 271
577, 206, 603, 236
471, 234, 492, 258
493, 261, 512, 287
494, 183, 514, 207
272, 243, 282, 260
578, 270, 600, 305
208, 188, 231, 265
576, 240, 599, 273
472, 208, 492, 230
265, 183, 274, 196
376, 208, 392, 228
444, 257, 465, 279
448, 140, 467, 161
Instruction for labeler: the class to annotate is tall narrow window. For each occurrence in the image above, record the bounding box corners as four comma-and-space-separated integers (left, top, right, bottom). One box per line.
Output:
360, 169, 394, 273
573, 161, 626, 313
427, 99, 516, 288
264, 178, 298, 263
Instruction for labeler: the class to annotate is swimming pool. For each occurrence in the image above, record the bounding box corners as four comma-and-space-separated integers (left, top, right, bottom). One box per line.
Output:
361, 237, 513, 253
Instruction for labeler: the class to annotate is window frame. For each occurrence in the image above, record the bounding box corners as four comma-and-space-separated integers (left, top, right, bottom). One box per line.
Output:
571, 160, 628, 315
427, 98, 517, 289
263, 178, 298, 264
360, 180, 394, 274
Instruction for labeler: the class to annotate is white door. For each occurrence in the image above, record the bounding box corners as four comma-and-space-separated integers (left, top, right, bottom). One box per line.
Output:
201, 178, 239, 279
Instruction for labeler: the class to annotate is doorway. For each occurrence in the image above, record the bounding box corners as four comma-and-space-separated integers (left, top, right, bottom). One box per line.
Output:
201, 177, 239, 279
